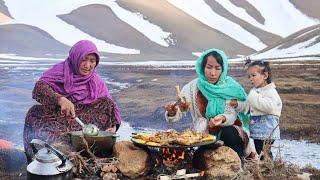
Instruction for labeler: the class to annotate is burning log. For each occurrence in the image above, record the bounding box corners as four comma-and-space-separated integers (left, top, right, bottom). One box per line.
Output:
147, 146, 202, 179
161, 147, 186, 167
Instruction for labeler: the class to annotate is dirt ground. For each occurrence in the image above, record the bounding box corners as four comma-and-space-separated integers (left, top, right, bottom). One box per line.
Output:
104, 60, 320, 143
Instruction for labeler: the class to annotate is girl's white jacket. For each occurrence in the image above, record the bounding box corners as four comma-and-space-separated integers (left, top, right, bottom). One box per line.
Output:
237, 83, 282, 117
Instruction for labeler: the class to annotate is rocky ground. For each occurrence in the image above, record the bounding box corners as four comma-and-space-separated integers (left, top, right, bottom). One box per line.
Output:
105, 60, 320, 143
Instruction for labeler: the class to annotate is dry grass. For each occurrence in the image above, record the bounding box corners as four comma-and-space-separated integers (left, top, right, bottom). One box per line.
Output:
236, 158, 301, 180
234, 128, 300, 180
53, 140, 119, 179
233, 127, 317, 179
234, 140, 320, 179
301, 164, 320, 179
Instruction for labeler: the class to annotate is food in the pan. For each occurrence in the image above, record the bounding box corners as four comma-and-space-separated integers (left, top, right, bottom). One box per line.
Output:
131, 129, 216, 146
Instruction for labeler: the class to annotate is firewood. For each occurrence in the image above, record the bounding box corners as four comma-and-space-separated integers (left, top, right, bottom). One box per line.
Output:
80, 136, 97, 159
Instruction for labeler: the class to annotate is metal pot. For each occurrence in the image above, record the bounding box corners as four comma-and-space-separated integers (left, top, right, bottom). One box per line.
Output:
27, 139, 73, 180
69, 131, 118, 157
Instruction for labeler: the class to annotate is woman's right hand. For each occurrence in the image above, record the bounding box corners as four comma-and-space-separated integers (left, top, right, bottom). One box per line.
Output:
58, 97, 76, 118
106, 126, 116, 133
179, 99, 190, 112
164, 102, 178, 117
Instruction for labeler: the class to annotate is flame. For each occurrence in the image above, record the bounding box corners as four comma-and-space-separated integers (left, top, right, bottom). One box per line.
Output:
161, 147, 186, 166
155, 158, 160, 167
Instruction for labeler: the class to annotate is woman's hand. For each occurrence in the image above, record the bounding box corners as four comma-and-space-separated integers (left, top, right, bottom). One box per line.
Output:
179, 99, 190, 112
229, 99, 238, 108
58, 97, 75, 118
106, 126, 116, 133
208, 115, 226, 128
164, 102, 178, 116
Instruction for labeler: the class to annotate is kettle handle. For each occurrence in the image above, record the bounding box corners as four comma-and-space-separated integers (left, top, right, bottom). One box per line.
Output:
30, 139, 67, 168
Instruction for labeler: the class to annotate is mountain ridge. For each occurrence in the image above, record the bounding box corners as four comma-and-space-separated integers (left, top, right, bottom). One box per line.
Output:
0, 0, 319, 60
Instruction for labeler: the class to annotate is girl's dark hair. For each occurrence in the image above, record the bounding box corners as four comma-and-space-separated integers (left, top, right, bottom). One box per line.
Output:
248, 60, 272, 84
201, 51, 224, 71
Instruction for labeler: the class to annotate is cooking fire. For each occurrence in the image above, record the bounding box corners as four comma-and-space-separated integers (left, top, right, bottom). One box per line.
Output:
130, 129, 216, 179
161, 147, 186, 167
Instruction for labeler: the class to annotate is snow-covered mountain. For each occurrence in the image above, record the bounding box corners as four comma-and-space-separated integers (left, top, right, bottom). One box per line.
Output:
0, 0, 319, 60
251, 24, 320, 60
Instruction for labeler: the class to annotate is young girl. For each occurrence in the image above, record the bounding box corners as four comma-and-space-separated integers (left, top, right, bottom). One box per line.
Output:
230, 60, 282, 159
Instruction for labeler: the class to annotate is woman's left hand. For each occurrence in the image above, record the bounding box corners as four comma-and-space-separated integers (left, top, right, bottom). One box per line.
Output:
106, 126, 116, 133
208, 115, 226, 128
229, 99, 238, 108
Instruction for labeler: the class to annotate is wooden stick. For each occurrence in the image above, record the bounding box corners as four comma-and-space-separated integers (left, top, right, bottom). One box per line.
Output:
159, 173, 201, 179
175, 85, 181, 100
185, 173, 201, 178
80, 136, 97, 159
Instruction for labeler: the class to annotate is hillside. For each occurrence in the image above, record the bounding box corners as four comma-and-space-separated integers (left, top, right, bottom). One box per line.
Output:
0, 24, 69, 56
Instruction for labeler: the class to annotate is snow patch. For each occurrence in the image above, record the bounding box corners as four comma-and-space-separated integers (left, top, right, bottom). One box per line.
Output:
167, 0, 267, 51
99, 60, 196, 66
272, 139, 320, 169
246, 0, 319, 37
0, 53, 64, 61
192, 52, 202, 57
294, 27, 320, 40
252, 36, 320, 59
103, 1, 173, 47
102, 77, 130, 90
216, 0, 269, 32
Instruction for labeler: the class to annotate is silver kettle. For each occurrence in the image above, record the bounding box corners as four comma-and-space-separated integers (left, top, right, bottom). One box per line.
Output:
27, 139, 73, 180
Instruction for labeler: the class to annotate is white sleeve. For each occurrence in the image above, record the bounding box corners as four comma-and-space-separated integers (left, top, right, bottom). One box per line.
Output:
220, 100, 237, 127
247, 89, 278, 113
235, 100, 250, 113
180, 82, 192, 103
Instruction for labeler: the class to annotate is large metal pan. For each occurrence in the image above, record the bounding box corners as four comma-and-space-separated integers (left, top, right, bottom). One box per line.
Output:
69, 131, 117, 157
131, 138, 216, 149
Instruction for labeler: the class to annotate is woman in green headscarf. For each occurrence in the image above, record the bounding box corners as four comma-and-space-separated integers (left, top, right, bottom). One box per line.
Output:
165, 48, 249, 157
